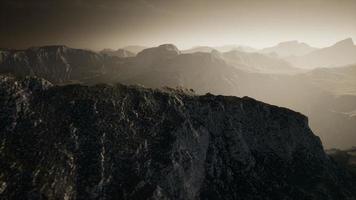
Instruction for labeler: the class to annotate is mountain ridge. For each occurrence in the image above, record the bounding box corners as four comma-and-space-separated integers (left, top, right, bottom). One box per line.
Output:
260, 40, 317, 57
100, 48, 135, 58
1, 43, 356, 149
1, 75, 355, 199
286, 38, 356, 68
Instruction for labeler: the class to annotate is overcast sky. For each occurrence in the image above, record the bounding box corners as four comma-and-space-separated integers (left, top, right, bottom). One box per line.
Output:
1, 0, 356, 50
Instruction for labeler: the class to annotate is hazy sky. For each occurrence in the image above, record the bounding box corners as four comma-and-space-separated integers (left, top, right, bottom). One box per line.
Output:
1, 0, 356, 50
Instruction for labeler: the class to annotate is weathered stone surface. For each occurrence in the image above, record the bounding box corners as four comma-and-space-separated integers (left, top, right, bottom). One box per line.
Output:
0, 46, 106, 84
0, 75, 355, 200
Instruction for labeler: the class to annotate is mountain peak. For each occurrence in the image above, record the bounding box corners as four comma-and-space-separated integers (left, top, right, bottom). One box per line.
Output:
333, 38, 354, 47
261, 40, 316, 57
137, 44, 180, 60
278, 40, 299, 46
157, 44, 180, 54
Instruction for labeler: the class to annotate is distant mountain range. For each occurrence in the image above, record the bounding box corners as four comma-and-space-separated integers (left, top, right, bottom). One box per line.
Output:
100, 48, 135, 58
182, 46, 216, 54
180, 38, 356, 69
1, 42, 356, 149
221, 50, 301, 74
286, 38, 356, 68
122, 45, 149, 54
215, 45, 257, 53
182, 45, 257, 54
260, 40, 317, 57
304, 64, 356, 95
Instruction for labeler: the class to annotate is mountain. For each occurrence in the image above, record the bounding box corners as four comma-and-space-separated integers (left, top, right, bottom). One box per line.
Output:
122, 45, 149, 54
1, 44, 356, 149
110, 45, 356, 149
215, 45, 257, 53
136, 44, 181, 65
260, 40, 317, 57
303, 64, 356, 95
100, 48, 135, 58
181, 46, 300, 74
0, 46, 107, 84
222, 50, 301, 74
122, 51, 241, 95
182, 46, 216, 54
104, 44, 241, 95
182, 45, 257, 54
100, 44, 184, 83
287, 38, 356, 68
1, 75, 355, 199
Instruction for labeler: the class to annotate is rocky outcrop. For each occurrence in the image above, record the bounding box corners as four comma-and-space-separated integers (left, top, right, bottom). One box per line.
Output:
0, 46, 106, 84
0, 75, 355, 200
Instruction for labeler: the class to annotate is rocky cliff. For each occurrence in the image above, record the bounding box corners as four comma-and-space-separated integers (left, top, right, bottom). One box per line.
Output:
0, 46, 108, 84
0, 75, 355, 200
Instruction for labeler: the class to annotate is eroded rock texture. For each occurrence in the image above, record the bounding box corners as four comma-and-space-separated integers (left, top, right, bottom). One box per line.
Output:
0, 46, 106, 84
0, 76, 355, 200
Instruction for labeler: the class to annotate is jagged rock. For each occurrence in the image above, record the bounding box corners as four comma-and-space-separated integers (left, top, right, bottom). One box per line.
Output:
0, 46, 106, 84
0, 76, 355, 200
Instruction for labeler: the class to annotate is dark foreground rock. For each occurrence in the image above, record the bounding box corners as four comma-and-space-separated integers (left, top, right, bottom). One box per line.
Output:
0, 75, 355, 200
327, 148, 356, 177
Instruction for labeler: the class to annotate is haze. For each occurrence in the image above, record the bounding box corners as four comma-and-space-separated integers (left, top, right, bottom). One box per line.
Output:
1, 0, 356, 50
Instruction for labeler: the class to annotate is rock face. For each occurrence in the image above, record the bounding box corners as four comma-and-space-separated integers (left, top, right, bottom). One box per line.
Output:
327, 148, 356, 177
0, 75, 355, 200
0, 46, 106, 84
